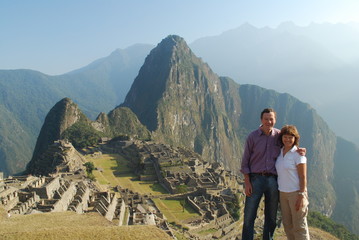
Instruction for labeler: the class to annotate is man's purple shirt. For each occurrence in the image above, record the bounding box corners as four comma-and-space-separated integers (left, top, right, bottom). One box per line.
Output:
240, 127, 281, 175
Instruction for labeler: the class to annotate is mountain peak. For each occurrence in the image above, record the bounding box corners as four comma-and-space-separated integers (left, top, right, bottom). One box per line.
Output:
159, 35, 185, 47
121, 35, 195, 131
121, 36, 242, 172
152, 35, 191, 58
278, 21, 297, 28
27, 98, 87, 174
241, 22, 256, 29
58, 97, 73, 105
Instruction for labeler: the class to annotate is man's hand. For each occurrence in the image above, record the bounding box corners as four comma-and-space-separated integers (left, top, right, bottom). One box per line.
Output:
245, 181, 252, 196
244, 175, 253, 197
297, 147, 306, 156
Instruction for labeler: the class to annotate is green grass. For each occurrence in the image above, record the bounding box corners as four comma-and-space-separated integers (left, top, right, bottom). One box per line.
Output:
174, 232, 188, 240
197, 228, 218, 235
152, 199, 200, 223
89, 154, 120, 187
86, 153, 200, 225
150, 183, 168, 194
86, 153, 167, 196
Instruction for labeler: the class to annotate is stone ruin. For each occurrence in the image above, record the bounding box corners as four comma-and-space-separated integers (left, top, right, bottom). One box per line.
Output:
116, 186, 173, 237
111, 140, 246, 239
0, 173, 175, 239
0, 175, 90, 215
27, 140, 86, 176
122, 140, 244, 196
1, 138, 248, 239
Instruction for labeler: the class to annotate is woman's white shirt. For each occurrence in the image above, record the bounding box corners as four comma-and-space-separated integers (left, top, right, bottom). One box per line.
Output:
275, 145, 307, 192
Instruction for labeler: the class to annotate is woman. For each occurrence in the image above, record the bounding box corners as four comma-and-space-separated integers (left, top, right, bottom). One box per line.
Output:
275, 125, 310, 240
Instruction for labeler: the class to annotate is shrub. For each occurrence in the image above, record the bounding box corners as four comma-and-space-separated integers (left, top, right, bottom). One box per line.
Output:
308, 211, 359, 240
62, 122, 104, 149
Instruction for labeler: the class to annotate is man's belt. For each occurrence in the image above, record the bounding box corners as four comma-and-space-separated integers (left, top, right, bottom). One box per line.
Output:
251, 172, 277, 177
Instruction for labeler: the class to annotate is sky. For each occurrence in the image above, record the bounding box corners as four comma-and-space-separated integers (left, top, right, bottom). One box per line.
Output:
1, 0, 359, 75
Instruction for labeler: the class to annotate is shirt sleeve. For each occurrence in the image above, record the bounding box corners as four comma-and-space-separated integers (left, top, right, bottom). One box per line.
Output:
241, 134, 253, 174
295, 155, 307, 165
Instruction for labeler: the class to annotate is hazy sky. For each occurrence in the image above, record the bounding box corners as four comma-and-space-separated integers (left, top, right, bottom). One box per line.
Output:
2, 0, 359, 75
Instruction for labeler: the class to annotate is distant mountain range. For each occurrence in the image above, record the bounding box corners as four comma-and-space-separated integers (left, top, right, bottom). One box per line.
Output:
0, 44, 152, 175
190, 22, 359, 146
25, 35, 359, 235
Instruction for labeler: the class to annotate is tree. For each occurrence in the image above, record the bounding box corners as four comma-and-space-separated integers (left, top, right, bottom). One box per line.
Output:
176, 184, 188, 212
84, 162, 95, 174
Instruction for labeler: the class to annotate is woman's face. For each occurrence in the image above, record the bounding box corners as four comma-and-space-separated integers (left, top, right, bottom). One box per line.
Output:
282, 134, 295, 148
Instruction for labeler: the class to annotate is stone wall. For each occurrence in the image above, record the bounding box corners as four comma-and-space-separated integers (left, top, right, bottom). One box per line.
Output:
117, 198, 127, 226
0, 186, 19, 210
68, 181, 90, 213
11, 192, 40, 214
105, 193, 118, 221
32, 177, 61, 199
187, 196, 205, 216
52, 181, 77, 212
94, 192, 118, 221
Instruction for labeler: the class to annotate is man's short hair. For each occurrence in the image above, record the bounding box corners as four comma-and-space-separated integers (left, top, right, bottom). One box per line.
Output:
261, 108, 276, 119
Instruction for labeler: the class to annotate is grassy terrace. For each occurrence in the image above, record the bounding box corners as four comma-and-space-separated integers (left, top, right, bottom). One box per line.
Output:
87, 153, 166, 195
152, 199, 200, 224
86, 153, 200, 224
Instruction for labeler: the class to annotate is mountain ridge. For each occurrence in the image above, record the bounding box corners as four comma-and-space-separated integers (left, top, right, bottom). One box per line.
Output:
26, 98, 151, 175
0, 44, 152, 176
189, 22, 359, 147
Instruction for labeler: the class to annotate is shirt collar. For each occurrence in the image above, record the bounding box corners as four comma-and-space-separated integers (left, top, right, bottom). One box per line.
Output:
257, 127, 276, 136
289, 145, 298, 152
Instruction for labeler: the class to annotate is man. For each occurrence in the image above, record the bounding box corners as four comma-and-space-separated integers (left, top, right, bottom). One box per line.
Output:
240, 108, 282, 240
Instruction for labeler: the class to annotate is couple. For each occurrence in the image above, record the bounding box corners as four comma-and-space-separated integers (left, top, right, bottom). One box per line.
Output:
240, 108, 310, 240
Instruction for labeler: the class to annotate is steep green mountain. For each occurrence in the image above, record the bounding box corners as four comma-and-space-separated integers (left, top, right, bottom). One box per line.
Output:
332, 137, 359, 234
0, 44, 152, 176
26, 98, 90, 174
121, 35, 337, 215
0, 104, 33, 174
26, 98, 150, 175
95, 107, 151, 140
36, 98, 93, 154
121, 35, 242, 171
0, 70, 63, 175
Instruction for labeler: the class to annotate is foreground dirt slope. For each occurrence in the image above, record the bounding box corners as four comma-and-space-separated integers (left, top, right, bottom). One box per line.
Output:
0, 208, 171, 240
274, 226, 339, 240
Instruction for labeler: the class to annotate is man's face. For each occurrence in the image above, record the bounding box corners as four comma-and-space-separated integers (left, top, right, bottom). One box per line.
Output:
261, 112, 276, 132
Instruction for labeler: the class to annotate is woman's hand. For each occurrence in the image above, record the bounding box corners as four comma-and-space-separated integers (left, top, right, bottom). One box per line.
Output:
296, 194, 304, 211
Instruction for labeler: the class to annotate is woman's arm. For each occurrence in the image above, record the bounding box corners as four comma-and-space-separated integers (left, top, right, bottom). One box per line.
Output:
296, 163, 307, 211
